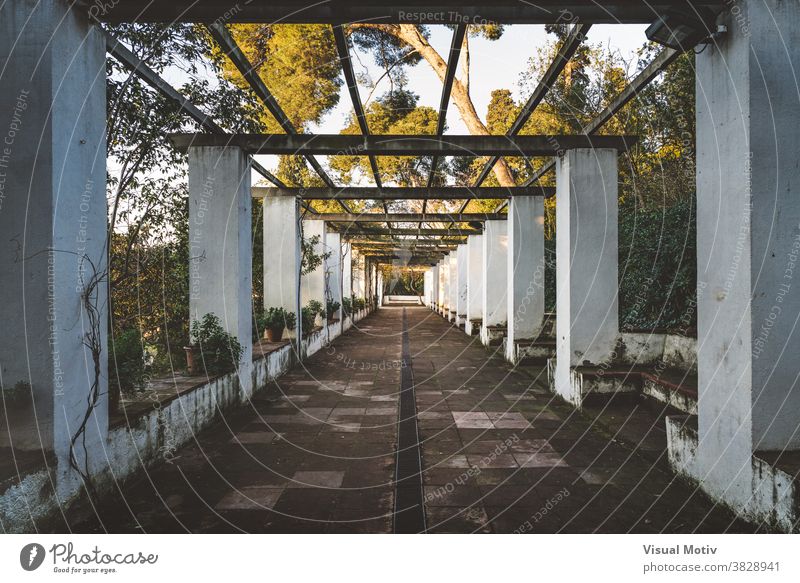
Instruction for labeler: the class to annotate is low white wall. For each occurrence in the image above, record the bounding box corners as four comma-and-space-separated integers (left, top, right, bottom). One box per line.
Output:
1, 306, 376, 532
667, 415, 799, 533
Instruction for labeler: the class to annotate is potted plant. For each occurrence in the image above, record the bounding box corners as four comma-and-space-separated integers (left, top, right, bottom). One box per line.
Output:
342, 297, 352, 317
307, 300, 325, 323
301, 306, 317, 337
186, 313, 243, 376
326, 299, 341, 322
261, 307, 296, 342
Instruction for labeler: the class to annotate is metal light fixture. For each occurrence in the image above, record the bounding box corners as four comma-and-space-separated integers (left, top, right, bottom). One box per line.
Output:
645, 9, 714, 50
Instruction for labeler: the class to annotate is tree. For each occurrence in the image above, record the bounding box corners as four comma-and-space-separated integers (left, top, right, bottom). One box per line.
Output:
347, 24, 517, 190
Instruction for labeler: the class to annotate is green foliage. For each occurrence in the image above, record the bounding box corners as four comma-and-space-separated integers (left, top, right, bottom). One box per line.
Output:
2, 381, 32, 406
216, 24, 342, 130
306, 300, 325, 320
352, 297, 367, 311
259, 307, 297, 332
342, 297, 353, 316
301, 234, 332, 276
109, 328, 148, 395
329, 89, 440, 186
619, 197, 697, 333
301, 306, 317, 335
189, 314, 243, 375
326, 299, 341, 318
107, 23, 263, 374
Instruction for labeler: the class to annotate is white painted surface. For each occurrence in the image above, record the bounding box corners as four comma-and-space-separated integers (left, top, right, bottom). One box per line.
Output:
0, 1, 109, 465
481, 221, 509, 337
456, 245, 468, 323
466, 235, 484, 324
188, 146, 253, 398
448, 252, 458, 320
301, 220, 327, 322
263, 195, 301, 337
692, 0, 800, 510
506, 196, 545, 362
554, 148, 619, 405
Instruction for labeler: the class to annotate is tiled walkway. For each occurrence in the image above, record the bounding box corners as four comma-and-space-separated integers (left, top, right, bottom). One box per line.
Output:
70, 307, 756, 533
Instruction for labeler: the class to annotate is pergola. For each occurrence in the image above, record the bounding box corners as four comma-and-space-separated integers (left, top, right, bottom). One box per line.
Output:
3, 0, 800, 533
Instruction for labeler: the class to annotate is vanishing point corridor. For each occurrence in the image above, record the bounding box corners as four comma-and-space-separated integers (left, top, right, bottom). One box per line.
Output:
71, 307, 753, 534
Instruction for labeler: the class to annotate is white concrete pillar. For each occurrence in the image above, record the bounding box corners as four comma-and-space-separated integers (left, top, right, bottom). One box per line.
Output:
466, 235, 484, 334
352, 248, 365, 300
325, 231, 342, 327
263, 195, 301, 338
301, 220, 326, 325
506, 197, 546, 362
456, 244, 468, 325
431, 263, 439, 310
189, 146, 253, 397
437, 260, 446, 314
377, 270, 384, 307
448, 252, 458, 322
692, 0, 800, 507
0, 1, 108, 470
481, 221, 508, 345
423, 270, 432, 306
441, 258, 451, 316
342, 242, 352, 302
554, 148, 619, 405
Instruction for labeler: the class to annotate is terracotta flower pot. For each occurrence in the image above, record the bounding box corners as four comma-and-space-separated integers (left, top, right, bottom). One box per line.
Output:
184, 345, 202, 375
265, 327, 284, 342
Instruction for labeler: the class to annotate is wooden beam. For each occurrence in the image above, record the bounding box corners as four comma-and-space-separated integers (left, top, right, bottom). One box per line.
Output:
304, 213, 506, 222
206, 23, 351, 212
252, 186, 551, 200
103, 31, 287, 189
426, 24, 467, 196
100, 1, 723, 25
170, 134, 638, 156
472, 23, 592, 188
339, 228, 479, 236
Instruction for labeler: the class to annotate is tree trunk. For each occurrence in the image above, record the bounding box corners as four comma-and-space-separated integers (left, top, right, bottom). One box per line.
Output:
349, 24, 516, 188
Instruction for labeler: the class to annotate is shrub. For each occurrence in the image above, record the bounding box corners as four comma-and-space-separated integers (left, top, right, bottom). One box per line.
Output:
190, 313, 243, 375
307, 299, 325, 320
342, 296, 352, 316
109, 328, 148, 394
257, 307, 296, 333
618, 197, 697, 333
352, 297, 366, 311
326, 299, 340, 318
301, 306, 317, 335
1, 381, 33, 407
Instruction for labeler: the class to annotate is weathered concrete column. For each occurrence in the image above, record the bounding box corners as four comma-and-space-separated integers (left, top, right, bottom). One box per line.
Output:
448, 252, 458, 322
342, 242, 352, 302
0, 1, 108, 475
681, 0, 800, 516
301, 220, 326, 326
554, 148, 619, 405
325, 231, 343, 333
456, 244, 468, 326
263, 195, 301, 338
189, 146, 253, 397
377, 270, 384, 307
423, 270, 432, 306
352, 249, 365, 300
431, 263, 439, 310
436, 258, 450, 316
481, 221, 508, 346
466, 235, 484, 335
506, 196, 546, 363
